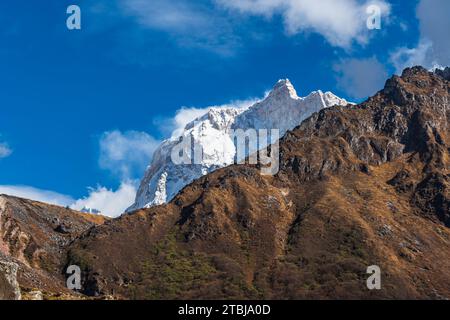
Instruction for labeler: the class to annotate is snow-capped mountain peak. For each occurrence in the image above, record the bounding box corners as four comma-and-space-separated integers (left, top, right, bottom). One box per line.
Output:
127, 80, 350, 211
270, 79, 300, 100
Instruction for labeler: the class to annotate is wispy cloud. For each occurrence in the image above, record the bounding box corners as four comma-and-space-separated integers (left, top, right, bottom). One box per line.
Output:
416, 0, 450, 66
390, 0, 450, 72
0, 142, 12, 158
121, 0, 210, 32
390, 40, 433, 73
334, 56, 388, 99
216, 0, 391, 48
111, 0, 240, 55
99, 130, 160, 181
91, 0, 391, 57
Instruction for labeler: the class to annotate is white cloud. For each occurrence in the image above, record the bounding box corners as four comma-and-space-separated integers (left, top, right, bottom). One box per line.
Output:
416, 0, 450, 66
390, 0, 450, 73
70, 182, 137, 218
0, 185, 74, 207
390, 40, 432, 74
0, 142, 12, 158
217, 0, 391, 48
99, 130, 160, 180
121, 0, 209, 32
95, 130, 161, 216
334, 57, 388, 99
169, 107, 211, 138
117, 0, 239, 55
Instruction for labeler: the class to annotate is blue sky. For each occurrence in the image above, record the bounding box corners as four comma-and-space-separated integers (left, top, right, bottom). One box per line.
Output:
0, 0, 448, 216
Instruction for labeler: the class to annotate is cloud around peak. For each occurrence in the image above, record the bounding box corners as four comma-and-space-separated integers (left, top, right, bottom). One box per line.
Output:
159, 96, 261, 138
99, 130, 160, 181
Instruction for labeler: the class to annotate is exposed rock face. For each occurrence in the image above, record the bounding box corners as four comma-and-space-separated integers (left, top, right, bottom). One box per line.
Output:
65, 67, 450, 299
0, 195, 107, 297
129, 80, 349, 211
0, 260, 21, 300
27, 290, 43, 300
435, 67, 450, 81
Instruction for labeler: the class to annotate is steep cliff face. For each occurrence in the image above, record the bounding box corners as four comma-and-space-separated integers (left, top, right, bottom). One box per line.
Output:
128, 80, 349, 211
65, 67, 450, 299
0, 261, 21, 300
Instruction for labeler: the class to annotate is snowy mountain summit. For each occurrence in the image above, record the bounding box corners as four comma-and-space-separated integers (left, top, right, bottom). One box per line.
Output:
127, 80, 350, 211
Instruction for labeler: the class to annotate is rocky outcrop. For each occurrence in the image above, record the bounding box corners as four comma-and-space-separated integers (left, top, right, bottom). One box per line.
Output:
435, 67, 450, 81
0, 260, 21, 300
279, 67, 449, 225
0, 195, 107, 297
26, 290, 43, 300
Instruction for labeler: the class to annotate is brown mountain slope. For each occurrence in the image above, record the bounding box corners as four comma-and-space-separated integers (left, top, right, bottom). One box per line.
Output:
64, 67, 450, 299
1, 67, 448, 300
0, 195, 107, 298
